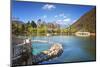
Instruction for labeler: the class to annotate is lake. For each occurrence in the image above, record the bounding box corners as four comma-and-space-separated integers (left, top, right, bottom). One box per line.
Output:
32, 36, 96, 64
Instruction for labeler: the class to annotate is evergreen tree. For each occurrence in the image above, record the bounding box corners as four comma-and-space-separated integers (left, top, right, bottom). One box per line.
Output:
31, 20, 37, 28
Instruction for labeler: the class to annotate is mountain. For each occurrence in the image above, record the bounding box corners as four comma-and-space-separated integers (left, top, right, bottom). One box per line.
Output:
70, 7, 96, 33
12, 20, 25, 24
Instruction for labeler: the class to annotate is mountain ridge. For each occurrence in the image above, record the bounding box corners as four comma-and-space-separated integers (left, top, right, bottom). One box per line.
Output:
70, 7, 96, 33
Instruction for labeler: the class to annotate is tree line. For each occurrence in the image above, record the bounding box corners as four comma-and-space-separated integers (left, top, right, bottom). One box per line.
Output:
12, 20, 37, 36
12, 19, 75, 36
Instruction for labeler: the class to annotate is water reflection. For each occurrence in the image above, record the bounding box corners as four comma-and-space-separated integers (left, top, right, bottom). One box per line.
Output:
32, 36, 96, 64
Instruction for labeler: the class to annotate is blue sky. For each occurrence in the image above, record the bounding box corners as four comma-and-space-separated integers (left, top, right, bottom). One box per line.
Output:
12, 1, 95, 26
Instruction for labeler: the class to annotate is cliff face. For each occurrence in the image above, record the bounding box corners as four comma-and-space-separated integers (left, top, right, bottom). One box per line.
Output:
70, 7, 96, 33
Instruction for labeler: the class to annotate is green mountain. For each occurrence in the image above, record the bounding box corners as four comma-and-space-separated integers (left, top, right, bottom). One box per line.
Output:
70, 7, 96, 33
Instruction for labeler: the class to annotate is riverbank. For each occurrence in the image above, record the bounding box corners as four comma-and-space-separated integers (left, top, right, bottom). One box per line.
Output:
13, 32, 96, 38
11, 35, 32, 67
12, 35, 63, 66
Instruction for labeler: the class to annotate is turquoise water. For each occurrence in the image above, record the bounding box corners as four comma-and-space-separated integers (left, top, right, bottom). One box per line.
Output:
32, 42, 51, 55
32, 36, 96, 64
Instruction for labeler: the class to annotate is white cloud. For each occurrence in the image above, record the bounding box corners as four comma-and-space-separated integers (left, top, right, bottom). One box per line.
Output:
42, 4, 56, 10
55, 13, 67, 19
56, 18, 71, 25
73, 19, 77, 22
63, 18, 71, 22
54, 15, 58, 18
56, 18, 71, 22
63, 16, 67, 18
56, 20, 66, 25
42, 15, 47, 19
57, 20, 62, 22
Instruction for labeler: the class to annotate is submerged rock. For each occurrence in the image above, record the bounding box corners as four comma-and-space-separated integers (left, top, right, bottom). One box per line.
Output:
32, 43, 63, 64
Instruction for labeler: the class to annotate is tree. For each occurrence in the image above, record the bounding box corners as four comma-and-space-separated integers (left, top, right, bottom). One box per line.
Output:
31, 20, 37, 28
27, 24, 34, 35
27, 21, 30, 25
12, 22, 17, 34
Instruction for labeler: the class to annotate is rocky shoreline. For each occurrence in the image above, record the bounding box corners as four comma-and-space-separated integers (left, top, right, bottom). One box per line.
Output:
11, 36, 63, 66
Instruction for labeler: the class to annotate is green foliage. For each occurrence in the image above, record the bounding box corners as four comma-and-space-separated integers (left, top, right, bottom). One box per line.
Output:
12, 19, 74, 36
12, 20, 37, 36
31, 21, 37, 28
